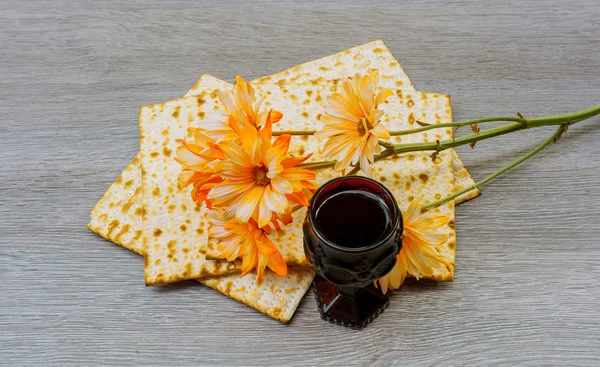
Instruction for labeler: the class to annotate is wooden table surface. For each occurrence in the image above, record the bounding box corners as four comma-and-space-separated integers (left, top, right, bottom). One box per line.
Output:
2, 1, 599, 365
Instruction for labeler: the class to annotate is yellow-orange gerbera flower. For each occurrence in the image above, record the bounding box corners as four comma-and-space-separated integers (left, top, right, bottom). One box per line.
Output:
207, 211, 287, 280
200, 76, 283, 141
207, 113, 316, 228
376, 201, 451, 294
315, 71, 393, 176
174, 128, 225, 206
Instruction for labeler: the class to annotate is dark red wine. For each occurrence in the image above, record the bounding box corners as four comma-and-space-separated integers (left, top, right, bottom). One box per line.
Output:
315, 190, 392, 248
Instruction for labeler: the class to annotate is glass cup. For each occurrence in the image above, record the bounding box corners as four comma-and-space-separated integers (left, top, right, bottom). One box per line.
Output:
303, 176, 403, 329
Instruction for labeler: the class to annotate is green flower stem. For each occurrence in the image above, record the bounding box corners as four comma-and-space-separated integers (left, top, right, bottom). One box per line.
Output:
276, 104, 600, 139
378, 140, 396, 150
297, 104, 600, 174
422, 125, 567, 210
298, 161, 336, 170
272, 130, 316, 136
390, 104, 600, 154
346, 165, 361, 176
388, 117, 524, 136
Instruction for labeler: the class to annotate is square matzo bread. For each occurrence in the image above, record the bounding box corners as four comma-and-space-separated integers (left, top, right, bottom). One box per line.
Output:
141, 75, 456, 284
88, 41, 472, 321
89, 41, 478, 259
193, 40, 477, 203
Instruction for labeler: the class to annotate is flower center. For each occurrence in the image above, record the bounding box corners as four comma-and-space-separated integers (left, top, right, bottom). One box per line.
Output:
357, 117, 373, 136
253, 166, 270, 186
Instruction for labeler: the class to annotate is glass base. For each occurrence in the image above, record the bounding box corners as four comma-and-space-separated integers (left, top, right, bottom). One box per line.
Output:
311, 275, 390, 329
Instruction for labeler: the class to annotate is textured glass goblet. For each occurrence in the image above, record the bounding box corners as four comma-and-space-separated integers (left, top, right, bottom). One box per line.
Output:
303, 176, 403, 329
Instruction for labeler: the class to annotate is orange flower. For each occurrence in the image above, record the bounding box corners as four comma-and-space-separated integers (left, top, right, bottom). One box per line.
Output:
200, 76, 283, 141
315, 71, 393, 176
207, 113, 316, 228
376, 201, 451, 294
174, 128, 225, 206
207, 211, 287, 280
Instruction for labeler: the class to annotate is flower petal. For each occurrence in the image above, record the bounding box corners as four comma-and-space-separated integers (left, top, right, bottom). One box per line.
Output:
281, 153, 312, 168
279, 167, 316, 181
387, 254, 406, 289
241, 118, 259, 156
206, 141, 226, 160
375, 87, 393, 107
257, 200, 272, 229
235, 185, 264, 224
175, 145, 206, 169
263, 185, 288, 213
257, 109, 283, 126
266, 161, 283, 179
327, 93, 362, 119
241, 243, 258, 277
256, 252, 268, 281
360, 151, 372, 177
218, 141, 252, 167
267, 250, 287, 276
270, 176, 293, 194
226, 114, 243, 138
207, 181, 254, 201
269, 109, 283, 123
403, 200, 421, 224
378, 275, 389, 295
267, 134, 291, 159
370, 122, 390, 139
218, 91, 238, 116
178, 170, 194, 186
286, 191, 309, 207
258, 111, 273, 145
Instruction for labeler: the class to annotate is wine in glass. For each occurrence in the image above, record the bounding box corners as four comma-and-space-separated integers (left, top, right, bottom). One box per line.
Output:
303, 176, 403, 329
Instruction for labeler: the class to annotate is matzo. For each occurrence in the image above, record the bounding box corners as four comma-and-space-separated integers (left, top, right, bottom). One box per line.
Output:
141, 75, 456, 283
89, 41, 478, 267
88, 41, 474, 321
189, 41, 478, 202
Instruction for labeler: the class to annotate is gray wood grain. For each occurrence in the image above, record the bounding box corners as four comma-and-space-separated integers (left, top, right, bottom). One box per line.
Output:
1, 1, 599, 365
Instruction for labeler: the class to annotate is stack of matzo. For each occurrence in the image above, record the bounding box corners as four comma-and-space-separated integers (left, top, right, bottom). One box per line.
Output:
88, 40, 479, 323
